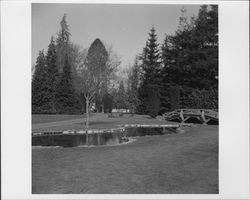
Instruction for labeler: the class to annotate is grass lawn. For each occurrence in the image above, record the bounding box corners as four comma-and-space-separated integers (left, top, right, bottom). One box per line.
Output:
32, 114, 86, 124
32, 125, 218, 194
32, 113, 178, 132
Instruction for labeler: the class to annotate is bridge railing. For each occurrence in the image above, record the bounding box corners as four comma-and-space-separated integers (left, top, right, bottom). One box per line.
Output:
163, 109, 218, 120
204, 109, 218, 118
163, 110, 180, 119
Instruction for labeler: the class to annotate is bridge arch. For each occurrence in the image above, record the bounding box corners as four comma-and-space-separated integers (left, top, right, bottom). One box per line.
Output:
163, 109, 218, 125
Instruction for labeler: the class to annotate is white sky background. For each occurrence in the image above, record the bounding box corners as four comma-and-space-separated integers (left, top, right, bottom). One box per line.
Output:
32, 4, 201, 69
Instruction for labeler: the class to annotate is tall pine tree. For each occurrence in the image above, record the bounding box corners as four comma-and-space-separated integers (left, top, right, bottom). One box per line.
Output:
160, 5, 218, 110
45, 36, 59, 113
141, 27, 161, 85
127, 57, 141, 113
32, 50, 51, 113
145, 84, 160, 118
138, 27, 161, 114
56, 14, 71, 73
55, 56, 80, 114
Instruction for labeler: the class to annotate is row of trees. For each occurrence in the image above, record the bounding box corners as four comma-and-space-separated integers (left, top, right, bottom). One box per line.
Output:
123, 5, 218, 117
32, 5, 218, 118
32, 15, 81, 114
32, 14, 119, 115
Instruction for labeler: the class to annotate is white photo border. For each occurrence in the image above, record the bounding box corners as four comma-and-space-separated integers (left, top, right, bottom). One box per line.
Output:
1, 0, 249, 199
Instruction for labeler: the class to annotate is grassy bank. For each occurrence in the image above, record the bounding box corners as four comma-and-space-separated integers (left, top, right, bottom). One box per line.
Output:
32, 114, 86, 124
32, 125, 218, 194
32, 113, 177, 131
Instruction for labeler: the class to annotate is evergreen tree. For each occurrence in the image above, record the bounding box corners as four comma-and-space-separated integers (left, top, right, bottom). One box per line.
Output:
187, 5, 218, 90
114, 81, 128, 109
195, 5, 218, 87
56, 14, 71, 73
177, 8, 189, 31
164, 5, 218, 89
55, 56, 80, 114
159, 35, 173, 113
140, 41, 149, 79
160, 5, 218, 110
32, 50, 51, 113
138, 27, 161, 114
145, 84, 160, 118
169, 86, 181, 111
56, 14, 87, 95
54, 14, 85, 114
127, 58, 141, 113
161, 35, 171, 70
137, 43, 149, 113
45, 36, 58, 113
141, 27, 161, 84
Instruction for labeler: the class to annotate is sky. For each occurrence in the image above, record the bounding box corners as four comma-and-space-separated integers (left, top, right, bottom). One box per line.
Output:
32, 3, 201, 68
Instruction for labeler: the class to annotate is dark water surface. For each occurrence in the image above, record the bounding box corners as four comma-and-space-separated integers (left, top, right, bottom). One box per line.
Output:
32, 127, 177, 147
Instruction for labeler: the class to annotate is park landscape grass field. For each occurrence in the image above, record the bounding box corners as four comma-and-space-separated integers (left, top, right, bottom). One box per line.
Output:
32, 114, 86, 124
32, 113, 178, 131
32, 113, 218, 194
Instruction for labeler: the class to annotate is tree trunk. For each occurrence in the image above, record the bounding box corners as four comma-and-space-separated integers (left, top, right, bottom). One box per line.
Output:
86, 97, 89, 145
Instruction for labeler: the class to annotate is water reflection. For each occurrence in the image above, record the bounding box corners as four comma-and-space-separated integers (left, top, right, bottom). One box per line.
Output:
32, 126, 178, 147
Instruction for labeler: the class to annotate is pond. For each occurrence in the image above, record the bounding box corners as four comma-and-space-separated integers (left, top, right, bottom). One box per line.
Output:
32, 125, 181, 147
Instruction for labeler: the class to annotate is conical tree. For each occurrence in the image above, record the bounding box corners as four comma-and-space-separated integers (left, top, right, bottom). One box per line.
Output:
159, 35, 176, 113
84, 38, 108, 112
45, 36, 59, 113
55, 56, 80, 114
127, 57, 141, 113
141, 27, 161, 84
138, 27, 161, 114
32, 50, 50, 113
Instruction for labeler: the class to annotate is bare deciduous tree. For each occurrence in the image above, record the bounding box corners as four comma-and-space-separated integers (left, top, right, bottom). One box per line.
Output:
81, 68, 100, 144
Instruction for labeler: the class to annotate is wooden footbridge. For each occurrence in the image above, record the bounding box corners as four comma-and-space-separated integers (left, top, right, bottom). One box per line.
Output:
163, 109, 218, 125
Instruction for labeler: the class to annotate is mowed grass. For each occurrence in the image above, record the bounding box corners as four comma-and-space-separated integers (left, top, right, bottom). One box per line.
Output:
32, 114, 86, 124
32, 113, 177, 131
32, 125, 218, 194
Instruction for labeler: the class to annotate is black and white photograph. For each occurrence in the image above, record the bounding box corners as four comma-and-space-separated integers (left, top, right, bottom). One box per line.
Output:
1, 1, 249, 199
31, 3, 219, 194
